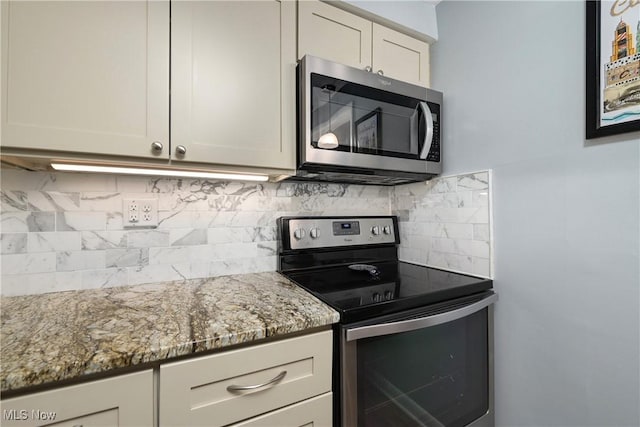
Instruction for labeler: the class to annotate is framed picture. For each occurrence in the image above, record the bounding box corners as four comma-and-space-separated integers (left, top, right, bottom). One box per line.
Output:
586, 0, 640, 139
355, 108, 382, 151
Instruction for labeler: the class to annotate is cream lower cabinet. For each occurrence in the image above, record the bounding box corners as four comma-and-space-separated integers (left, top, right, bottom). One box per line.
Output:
170, 0, 296, 171
0, 370, 153, 427
0, 1, 170, 160
159, 330, 333, 427
298, 0, 430, 87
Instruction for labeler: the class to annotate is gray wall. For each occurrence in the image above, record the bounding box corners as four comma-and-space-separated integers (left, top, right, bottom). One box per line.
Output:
432, 1, 640, 425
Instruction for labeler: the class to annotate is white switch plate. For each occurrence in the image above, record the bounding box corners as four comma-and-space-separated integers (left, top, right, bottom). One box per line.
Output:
123, 198, 158, 228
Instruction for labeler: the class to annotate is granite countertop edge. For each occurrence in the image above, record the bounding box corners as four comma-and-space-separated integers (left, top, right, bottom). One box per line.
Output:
0, 271, 340, 394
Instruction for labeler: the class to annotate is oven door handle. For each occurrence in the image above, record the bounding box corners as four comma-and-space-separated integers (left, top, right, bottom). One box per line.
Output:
345, 293, 498, 341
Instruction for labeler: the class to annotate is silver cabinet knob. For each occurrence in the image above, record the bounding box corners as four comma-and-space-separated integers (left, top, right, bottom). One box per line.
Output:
377, 69, 384, 76
364, 66, 372, 72
175, 145, 187, 156
151, 141, 163, 153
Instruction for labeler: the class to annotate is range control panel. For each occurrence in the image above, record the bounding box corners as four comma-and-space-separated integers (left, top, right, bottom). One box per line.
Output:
284, 216, 397, 250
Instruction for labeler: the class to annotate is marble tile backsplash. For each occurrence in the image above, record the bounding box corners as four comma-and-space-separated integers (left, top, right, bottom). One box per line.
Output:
0, 169, 491, 295
392, 171, 492, 277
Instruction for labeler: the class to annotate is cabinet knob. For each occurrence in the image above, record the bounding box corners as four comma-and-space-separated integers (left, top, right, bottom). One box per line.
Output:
175, 145, 187, 156
364, 66, 372, 72
151, 141, 163, 153
377, 69, 384, 76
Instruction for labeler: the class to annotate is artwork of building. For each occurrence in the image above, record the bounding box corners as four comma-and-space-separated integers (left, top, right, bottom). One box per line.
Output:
604, 19, 640, 113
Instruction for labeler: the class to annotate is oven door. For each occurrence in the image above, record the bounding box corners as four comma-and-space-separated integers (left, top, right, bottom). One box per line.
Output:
341, 292, 497, 427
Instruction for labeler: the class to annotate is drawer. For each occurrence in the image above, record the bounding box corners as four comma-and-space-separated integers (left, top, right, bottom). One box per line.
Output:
159, 330, 332, 427
230, 392, 332, 427
0, 370, 153, 427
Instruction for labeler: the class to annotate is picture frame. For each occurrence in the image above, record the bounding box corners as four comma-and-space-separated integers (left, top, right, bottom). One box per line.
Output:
586, 0, 640, 139
355, 108, 382, 151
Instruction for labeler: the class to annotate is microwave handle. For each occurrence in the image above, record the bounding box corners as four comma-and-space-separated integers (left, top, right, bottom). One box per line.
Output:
345, 293, 498, 341
418, 101, 434, 160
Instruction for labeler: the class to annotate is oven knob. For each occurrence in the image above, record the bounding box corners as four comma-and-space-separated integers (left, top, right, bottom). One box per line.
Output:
383, 225, 392, 235
310, 228, 320, 239
384, 291, 393, 300
371, 226, 380, 236
372, 292, 381, 302
293, 228, 305, 240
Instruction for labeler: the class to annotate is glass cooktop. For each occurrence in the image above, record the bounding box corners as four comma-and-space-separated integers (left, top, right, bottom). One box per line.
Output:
283, 261, 493, 323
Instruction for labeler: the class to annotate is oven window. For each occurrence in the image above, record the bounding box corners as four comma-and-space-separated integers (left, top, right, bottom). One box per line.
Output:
355, 309, 489, 427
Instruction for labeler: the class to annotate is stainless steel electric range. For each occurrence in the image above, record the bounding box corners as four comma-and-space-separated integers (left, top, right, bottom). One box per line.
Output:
278, 216, 497, 427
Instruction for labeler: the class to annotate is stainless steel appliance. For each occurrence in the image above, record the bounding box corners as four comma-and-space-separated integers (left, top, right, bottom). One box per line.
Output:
278, 216, 497, 427
295, 55, 443, 185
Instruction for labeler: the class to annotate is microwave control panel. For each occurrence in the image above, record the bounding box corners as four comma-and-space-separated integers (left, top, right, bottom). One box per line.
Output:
426, 102, 440, 163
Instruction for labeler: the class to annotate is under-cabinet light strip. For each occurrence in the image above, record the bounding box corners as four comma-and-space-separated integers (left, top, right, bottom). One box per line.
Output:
50, 163, 270, 182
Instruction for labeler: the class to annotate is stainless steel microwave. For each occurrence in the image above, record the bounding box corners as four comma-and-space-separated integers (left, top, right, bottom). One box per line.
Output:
294, 55, 443, 185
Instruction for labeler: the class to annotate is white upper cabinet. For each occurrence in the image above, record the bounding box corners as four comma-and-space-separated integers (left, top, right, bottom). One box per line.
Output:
171, 0, 296, 170
298, 0, 430, 87
372, 23, 430, 87
298, 0, 372, 71
1, 1, 170, 159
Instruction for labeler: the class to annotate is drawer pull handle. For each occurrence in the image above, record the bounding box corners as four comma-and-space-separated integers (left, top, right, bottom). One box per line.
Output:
226, 370, 287, 393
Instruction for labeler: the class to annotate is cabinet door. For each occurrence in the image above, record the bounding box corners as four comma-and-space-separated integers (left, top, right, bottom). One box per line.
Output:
372, 23, 430, 87
0, 1, 169, 159
0, 370, 153, 427
298, 0, 372, 70
230, 392, 333, 427
159, 331, 332, 427
171, 0, 296, 171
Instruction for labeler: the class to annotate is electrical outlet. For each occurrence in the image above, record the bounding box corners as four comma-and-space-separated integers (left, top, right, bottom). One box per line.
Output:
123, 197, 158, 228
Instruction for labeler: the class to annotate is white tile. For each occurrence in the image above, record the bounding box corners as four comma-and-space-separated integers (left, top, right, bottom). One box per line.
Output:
471, 240, 490, 258
82, 231, 127, 250
82, 268, 129, 289
472, 257, 491, 278
170, 262, 210, 280
170, 229, 207, 246
28, 191, 81, 212
57, 212, 106, 231
56, 251, 106, 272
127, 264, 186, 286
28, 212, 56, 232
28, 232, 82, 252
457, 172, 489, 190
1, 191, 29, 211
127, 230, 170, 248
149, 245, 213, 265
211, 242, 257, 260
473, 224, 490, 241
1, 253, 56, 275
257, 241, 277, 256
79, 192, 122, 211
1, 233, 27, 254
0, 212, 30, 232
207, 227, 239, 244
472, 190, 489, 208
427, 251, 473, 273
106, 248, 149, 268
0, 271, 83, 295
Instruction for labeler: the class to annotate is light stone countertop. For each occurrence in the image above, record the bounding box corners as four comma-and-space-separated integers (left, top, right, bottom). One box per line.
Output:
0, 272, 340, 393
